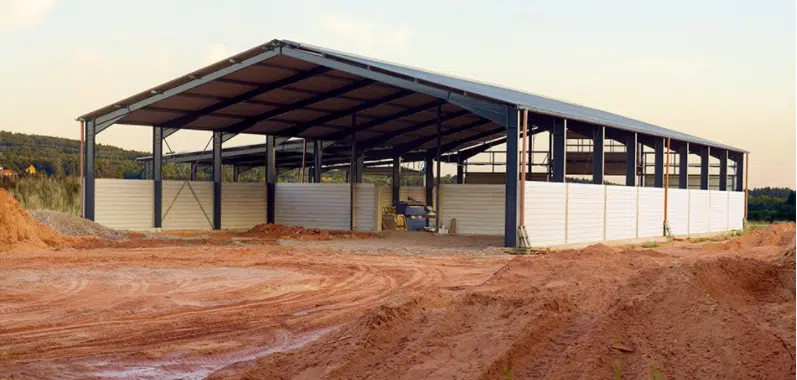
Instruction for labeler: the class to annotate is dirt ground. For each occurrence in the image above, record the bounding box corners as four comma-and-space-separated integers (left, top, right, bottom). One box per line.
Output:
1, 191, 795, 379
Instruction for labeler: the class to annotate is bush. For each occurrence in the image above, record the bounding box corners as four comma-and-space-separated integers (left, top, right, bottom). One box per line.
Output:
0, 175, 80, 215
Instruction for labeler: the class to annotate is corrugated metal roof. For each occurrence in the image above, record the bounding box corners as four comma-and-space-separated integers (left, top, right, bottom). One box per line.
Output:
283, 40, 745, 153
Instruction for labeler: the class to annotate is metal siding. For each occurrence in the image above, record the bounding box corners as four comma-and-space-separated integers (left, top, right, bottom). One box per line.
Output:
709, 191, 729, 232
399, 186, 429, 205
605, 186, 638, 241
162, 181, 214, 231
376, 184, 391, 231
689, 190, 711, 234
566, 183, 605, 244
354, 183, 377, 232
439, 184, 504, 235
95, 179, 154, 231
221, 182, 267, 230
525, 181, 566, 246
667, 188, 690, 236
275, 183, 351, 230
728, 192, 745, 230
637, 187, 664, 239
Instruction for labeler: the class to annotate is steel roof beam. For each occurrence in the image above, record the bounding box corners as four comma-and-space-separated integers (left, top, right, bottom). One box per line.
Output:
391, 119, 491, 156
357, 109, 470, 150
221, 79, 375, 134
278, 89, 415, 137
314, 97, 437, 141
158, 66, 330, 128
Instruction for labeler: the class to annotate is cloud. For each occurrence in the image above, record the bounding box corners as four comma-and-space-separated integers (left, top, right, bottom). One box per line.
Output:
207, 43, 230, 63
0, 0, 55, 29
316, 12, 413, 57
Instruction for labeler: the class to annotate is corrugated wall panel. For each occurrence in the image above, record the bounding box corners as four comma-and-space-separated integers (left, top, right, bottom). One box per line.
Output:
689, 190, 711, 234
709, 191, 729, 232
637, 187, 664, 239
667, 188, 690, 236
354, 183, 377, 232
605, 186, 637, 241
566, 183, 605, 244
728, 191, 745, 230
162, 181, 214, 231
399, 186, 429, 205
222, 182, 266, 230
95, 179, 153, 231
376, 185, 390, 231
439, 184, 504, 235
275, 183, 350, 230
525, 181, 566, 246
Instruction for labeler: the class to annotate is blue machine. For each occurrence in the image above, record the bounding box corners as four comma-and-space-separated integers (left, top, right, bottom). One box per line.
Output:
395, 200, 430, 231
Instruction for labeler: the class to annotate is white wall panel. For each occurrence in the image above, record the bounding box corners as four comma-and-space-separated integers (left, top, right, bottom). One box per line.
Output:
275, 183, 350, 230
605, 186, 637, 241
95, 179, 154, 231
221, 182, 266, 230
710, 191, 729, 232
666, 188, 690, 236
354, 183, 377, 232
439, 184, 504, 235
728, 191, 745, 230
162, 181, 214, 231
525, 181, 566, 246
637, 187, 664, 239
689, 190, 711, 234
566, 183, 605, 244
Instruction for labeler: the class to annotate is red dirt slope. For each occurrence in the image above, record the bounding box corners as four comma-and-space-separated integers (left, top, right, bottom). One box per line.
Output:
0, 189, 65, 251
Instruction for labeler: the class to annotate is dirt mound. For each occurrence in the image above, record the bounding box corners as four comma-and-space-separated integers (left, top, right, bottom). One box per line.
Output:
708, 223, 795, 251
245, 223, 374, 241
0, 189, 65, 251
31, 210, 129, 240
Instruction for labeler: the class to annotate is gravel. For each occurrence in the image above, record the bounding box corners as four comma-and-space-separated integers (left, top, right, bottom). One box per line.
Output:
30, 211, 130, 241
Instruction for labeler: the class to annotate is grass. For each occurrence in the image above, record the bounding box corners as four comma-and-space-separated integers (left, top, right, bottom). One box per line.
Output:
0, 175, 80, 215
641, 241, 660, 248
504, 363, 512, 380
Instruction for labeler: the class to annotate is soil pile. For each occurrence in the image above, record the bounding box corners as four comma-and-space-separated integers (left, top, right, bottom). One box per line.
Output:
0, 189, 65, 251
31, 210, 129, 240
246, 223, 374, 241
214, 229, 796, 380
708, 223, 795, 251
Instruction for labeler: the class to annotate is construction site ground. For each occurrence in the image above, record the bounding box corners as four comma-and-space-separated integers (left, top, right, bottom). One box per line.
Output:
1, 189, 795, 379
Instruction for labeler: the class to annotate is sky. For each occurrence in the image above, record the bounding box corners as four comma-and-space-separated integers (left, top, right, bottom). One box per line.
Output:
0, 0, 794, 187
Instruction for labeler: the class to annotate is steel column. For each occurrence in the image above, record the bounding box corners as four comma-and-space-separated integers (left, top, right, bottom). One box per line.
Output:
212, 131, 222, 230
625, 133, 637, 186
190, 163, 198, 181
392, 155, 401, 205
719, 149, 728, 190
700, 146, 710, 190
435, 103, 442, 230
593, 126, 605, 184
735, 152, 744, 191
679, 142, 689, 189
233, 165, 240, 182
504, 107, 519, 248
350, 116, 357, 231
654, 138, 664, 188
456, 155, 464, 184
153, 127, 163, 228
424, 152, 434, 206
265, 135, 276, 223
83, 120, 96, 221
552, 118, 566, 182
313, 140, 323, 183
355, 154, 364, 183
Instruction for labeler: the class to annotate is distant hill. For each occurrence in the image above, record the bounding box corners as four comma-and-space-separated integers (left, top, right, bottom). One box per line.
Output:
0, 131, 147, 179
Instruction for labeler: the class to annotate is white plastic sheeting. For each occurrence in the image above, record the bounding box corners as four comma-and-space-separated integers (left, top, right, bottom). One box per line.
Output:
605, 186, 638, 241
566, 183, 605, 244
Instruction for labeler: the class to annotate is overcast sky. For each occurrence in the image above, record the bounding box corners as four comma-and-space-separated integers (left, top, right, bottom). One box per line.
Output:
0, 0, 794, 187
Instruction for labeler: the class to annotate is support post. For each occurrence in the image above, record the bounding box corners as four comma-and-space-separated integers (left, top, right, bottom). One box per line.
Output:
520, 110, 528, 226
700, 146, 710, 190
425, 152, 434, 206
350, 116, 357, 231
735, 152, 744, 192
212, 131, 222, 230
504, 107, 519, 247
313, 140, 323, 183
700, 146, 711, 190
190, 163, 198, 181
456, 155, 464, 184
392, 155, 401, 205
625, 133, 637, 186
552, 118, 566, 182
744, 153, 749, 219
679, 142, 689, 189
719, 149, 728, 191
435, 102, 442, 230
654, 138, 664, 188
265, 135, 276, 224
355, 154, 364, 183
153, 127, 163, 229
83, 120, 96, 221
233, 165, 240, 182
593, 126, 605, 184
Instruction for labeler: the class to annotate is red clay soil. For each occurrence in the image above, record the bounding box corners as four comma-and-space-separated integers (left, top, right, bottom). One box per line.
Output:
245, 223, 375, 241
0, 189, 66, 251
211, 225, 796, 380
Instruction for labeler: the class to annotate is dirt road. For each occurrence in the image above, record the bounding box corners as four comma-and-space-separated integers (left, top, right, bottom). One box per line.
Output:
0, 207, 794, 379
